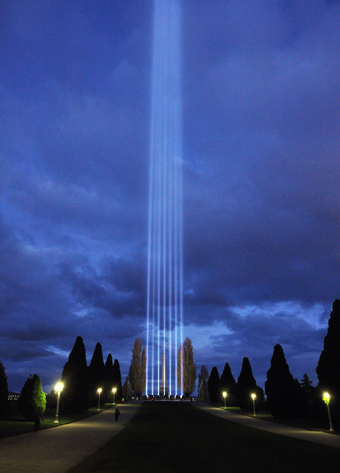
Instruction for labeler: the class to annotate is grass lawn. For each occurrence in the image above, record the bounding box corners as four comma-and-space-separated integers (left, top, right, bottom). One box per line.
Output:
0, 403, 114, 439
68, 402, 340, 473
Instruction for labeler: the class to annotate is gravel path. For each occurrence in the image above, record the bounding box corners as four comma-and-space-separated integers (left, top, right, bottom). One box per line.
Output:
195, 404, 340, 449
0, 403, 141, 473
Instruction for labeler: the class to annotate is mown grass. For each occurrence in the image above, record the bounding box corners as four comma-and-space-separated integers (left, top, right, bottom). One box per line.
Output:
0, 403, 115, 439
68, 402, 340, 473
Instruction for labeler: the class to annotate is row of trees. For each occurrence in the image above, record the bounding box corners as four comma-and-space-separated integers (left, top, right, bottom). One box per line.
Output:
61, 336, 123, 411
195, 299, 340, 425
198, 358, 263, 410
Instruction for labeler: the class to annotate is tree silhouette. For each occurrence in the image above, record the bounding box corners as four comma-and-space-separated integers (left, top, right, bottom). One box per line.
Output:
316, 299, 340, 424
89, 342, 105, 405
177, 337, 196, 397
208, 366, 220, 404
197, 365, 209, 402
265, 344, 304, 418
0, 361, 8, 417
61, 336, 90, 412
18, 374, 46, 421
128, 338, 146, 397
220, 362, 237, 406
237, 357, 260, 411
112, 359, 123, 401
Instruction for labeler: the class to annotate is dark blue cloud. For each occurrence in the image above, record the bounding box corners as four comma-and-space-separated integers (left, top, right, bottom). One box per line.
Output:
0, 0, 338, 392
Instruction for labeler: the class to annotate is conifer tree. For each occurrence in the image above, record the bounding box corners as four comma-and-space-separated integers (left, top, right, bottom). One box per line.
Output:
177, 337, 196, 397
220, 362, 237, 406
300, 374, 314, 400
61, 336, 90, 412
112, 359, 123, 401
0, 361, 8, 417
0, 361, 8, 416
128, 338, 146, 397
316, 299, 340, 396
237, 357, 259, 411
18, 374, 46, 421
316, 299, 340, 424
122, 376, 132, 401
89, 342, 105, 405
208, 366, 220, 404
104, 354, 114, 403
197, 365, 209, 402
265, 344, 303, 417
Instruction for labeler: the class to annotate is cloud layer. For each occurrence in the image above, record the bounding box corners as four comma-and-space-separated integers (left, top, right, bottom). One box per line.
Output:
1, 0, 339, 392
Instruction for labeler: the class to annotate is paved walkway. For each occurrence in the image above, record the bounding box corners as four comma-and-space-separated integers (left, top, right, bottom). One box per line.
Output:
0, 403, 141, 473
195, 404, 340, 449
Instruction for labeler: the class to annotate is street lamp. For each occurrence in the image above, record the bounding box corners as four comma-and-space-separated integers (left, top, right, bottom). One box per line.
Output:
251, 393, 256, 416
112, 387, 117, 404
54, 382, 64, 423
323, 392, 334, 432
223, 391, 227, 409
97, 388, 102, 410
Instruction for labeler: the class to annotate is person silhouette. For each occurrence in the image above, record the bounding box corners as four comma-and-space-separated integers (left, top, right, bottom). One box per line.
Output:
115, 407, 120, 421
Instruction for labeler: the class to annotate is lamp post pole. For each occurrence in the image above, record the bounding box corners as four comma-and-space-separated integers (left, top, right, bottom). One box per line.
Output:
323, 392, 334, 432
54, 382, 64, 423
112, 387, 117, 404
97, 388, 102, 410
251, 393, 256, 416
223, 391, 227, 409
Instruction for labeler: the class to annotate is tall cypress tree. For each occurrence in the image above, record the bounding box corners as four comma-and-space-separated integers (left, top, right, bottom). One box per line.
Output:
265, 344, 303, 418
208, 366, 220, 404
316, 299, 340, 424
104, 354, 114, 403
0, 361, 9, 417
112, 359, 123, 401
220, 362, 237, 406
89, 342, 105, 405
61, 336, 90, 412
316, 299, 340, 395
237, 358, 258, 410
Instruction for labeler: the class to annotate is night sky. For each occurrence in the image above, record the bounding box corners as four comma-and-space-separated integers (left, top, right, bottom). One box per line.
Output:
1, 0, 339, 393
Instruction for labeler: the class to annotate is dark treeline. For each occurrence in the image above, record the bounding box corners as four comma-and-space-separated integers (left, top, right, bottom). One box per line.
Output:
0, 335, 123, 418
197, 299, 340, 428
1, 299, 340, 424
61, 336, 123, 412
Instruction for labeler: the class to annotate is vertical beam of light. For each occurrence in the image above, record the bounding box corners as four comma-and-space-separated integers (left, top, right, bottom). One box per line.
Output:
146, 0, 183, 396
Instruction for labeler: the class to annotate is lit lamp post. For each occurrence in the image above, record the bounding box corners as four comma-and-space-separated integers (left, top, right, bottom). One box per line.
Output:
251, 393, 256, 416
112, 387, 117, 404
97, 388, 102, 410
323, 392, 334, 432
54, 382, 64, 423
223, 391, 227, 409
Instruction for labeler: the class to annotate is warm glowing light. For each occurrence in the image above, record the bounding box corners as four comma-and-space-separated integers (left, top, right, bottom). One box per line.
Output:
323, 392, 330, 404
251, 393, 256, 400
54, 382, 64, 423
97, 388, 102, 394
55, 382, 64, 393
223, 392, 227, 398
112, 388, 117, 393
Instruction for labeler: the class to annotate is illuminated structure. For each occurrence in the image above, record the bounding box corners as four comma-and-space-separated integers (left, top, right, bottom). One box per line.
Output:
146, 0, 183, 396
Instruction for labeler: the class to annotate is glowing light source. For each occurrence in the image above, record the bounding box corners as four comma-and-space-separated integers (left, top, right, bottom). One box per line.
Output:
146, 0, 183, 397
112, 387, 117, 404
97, 388, 102, 410
223, 391, 227, 409
251, 393, 256, 416
54, 382, 63, 423
323, 392, 334, 432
